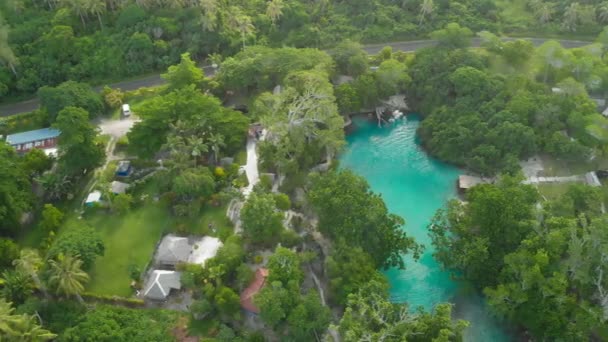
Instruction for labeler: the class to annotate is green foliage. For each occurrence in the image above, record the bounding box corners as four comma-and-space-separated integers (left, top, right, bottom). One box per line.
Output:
0, 143, 32, 235
0, 238, 19, 271
430, 175, 608, 339
217, 46, 334, 93
53, 106, 105, 176
430, 176, 538, 287
240, 192, 284, 246
273, 193, 291, 211
47, 226, 104, 271
286, 291, 331, 341
207, 235, 246, 284
308, 170, 421, 269
172, 168, 215, 201
330, 40, 368, 76
60, 305, 177, 342
0, 110, 48, 136
1, 270, 33, 305
101, 86, 124, 110
128, 86, 248, 159
162, 52, 204, 91
257, 69, 345, 177
22, 148, 52, 176
39, 204, 64, 233
430, 23, 473, 49
38, 81, 103, 121
213, 286, 241, 320
267, 246, 303, 286
112, 193, 133, 214
335, 278, 468, 341
0, 299, 56, 341
326, 245, 378, 305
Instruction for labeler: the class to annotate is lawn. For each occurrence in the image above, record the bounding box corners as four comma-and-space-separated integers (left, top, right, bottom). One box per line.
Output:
539, 154, 608, 177
85, 203, 172, 296
536, 183, 572, 201
190, 205, 233, 240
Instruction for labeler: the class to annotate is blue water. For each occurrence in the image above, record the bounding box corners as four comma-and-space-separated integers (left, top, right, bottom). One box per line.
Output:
340, 116, 511, 341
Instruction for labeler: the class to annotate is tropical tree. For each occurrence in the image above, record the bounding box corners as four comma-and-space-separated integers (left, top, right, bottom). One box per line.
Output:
598, 2, 608, 24
0, 15, 17, 76
62, 0, 89, 26
226, 7, 255, 49
12, 249, 49, 299
208, 132, 225, 165
418, 0, 434, 24
47, 254, 89, 304
563, 3, 581, 31
85, 0, 106, 28
266, 0, 284, 25
1, 270, 33, 305
0, 299, 56, 341
534, 2, 555, 24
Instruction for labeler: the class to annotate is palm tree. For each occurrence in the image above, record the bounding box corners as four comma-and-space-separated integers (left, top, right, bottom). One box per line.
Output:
266, 0, 284, 25
236, 15, 255, 49
418, 0, 434, 25
187, 136, 209, 163
598, 2, 608, 24
13, 249, 49, 299
0, 16, 18, 77
199, 0, 218, 31
226, 7, 255, 49
207, 132, 225, 165
1, 270, 33, 305
563, 2, 581, 32
47, 254, 90, 304
62, 0, 89, 27
0, 299, 56, 341
86, 0, 106, 28
534, 2, 555, 24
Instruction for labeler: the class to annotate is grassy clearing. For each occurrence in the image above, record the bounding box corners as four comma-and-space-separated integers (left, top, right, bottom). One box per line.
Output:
190, 205, 233, 240
536, 183, 572, 201
85, 203, 172, 296
539, 155, 608, 177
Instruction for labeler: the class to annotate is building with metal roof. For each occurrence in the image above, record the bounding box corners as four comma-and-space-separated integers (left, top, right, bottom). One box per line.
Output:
154, 235, 191, 267
6, 128, 60, 153
143, 270, 181, 300
240, 268, 269, 314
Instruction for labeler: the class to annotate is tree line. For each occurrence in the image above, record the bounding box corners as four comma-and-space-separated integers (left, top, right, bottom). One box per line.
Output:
3, 0, 608, 101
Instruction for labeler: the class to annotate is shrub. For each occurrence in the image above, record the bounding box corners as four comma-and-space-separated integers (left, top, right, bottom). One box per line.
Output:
253, 255, 264, 264
273, 193, 291, 211
280, 229, 302, 248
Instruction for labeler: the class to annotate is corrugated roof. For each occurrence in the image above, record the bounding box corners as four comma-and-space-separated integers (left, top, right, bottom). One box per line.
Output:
6, 128, 60, 145
144, 270, 181, 300
155, 235, 191, 265
240, 268, 269, 313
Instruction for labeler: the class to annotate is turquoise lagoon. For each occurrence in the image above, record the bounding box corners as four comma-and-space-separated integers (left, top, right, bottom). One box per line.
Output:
339, 116, 511, 341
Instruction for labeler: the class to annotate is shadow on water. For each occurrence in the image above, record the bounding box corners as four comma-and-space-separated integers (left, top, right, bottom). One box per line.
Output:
341, 114, 516, 341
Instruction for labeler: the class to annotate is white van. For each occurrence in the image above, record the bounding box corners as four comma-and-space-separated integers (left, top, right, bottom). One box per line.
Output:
122, 104, 131, 117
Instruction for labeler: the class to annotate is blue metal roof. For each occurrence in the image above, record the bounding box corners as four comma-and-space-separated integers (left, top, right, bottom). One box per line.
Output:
6, 128, 60, 146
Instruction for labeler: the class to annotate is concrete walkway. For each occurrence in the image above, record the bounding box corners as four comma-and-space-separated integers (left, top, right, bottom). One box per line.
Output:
241, 137, 260, 197
523, 175, 585, 184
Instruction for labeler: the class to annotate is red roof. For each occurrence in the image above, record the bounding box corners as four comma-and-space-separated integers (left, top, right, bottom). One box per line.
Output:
240, 268, 269, 313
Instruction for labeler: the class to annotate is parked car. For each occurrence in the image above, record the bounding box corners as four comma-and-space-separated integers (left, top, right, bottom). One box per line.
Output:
122, 104, 131, 117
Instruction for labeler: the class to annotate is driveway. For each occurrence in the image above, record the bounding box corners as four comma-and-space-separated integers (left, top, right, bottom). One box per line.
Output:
0, 38, 593, 117
97, 116, 139, 139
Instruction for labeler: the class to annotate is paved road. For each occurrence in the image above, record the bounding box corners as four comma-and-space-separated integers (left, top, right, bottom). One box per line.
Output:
0, 38, 593, 117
